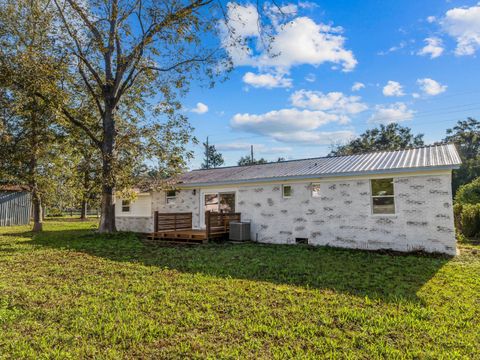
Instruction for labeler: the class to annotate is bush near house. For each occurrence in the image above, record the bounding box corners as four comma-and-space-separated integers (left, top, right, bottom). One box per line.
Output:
1, 220, 480, 358
454, 203, 480, 239
454, 178, 480, 239
455, 177, 480, 205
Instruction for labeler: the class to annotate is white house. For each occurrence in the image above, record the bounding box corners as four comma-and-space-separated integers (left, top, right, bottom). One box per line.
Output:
115, 144, 462, 255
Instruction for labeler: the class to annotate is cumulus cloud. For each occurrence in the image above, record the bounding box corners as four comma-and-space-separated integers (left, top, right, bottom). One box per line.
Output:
417, 78, 447, 96
427, 16, 436, 23
369, 103, 415, 124
351, 82, 365, 91
382, 81, 405, 97
418, 37, 444, 58
231, 108, 353, 144
190, 102, 209, 114
290, 90, 368, 119
220, 4, 357, 73
242, 71, 292, 88
441, 4, 480, 55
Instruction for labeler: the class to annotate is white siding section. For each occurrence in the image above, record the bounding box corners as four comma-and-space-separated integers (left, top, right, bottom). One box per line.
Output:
115, 194, 152, 217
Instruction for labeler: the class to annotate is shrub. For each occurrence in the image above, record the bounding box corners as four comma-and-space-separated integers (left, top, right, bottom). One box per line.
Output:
455, 177, 480, 205
46, 208, 63, 217
459, 204, 480, 238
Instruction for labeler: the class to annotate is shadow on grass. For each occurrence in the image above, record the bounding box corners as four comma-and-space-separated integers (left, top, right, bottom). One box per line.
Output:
28, 227, 450, 303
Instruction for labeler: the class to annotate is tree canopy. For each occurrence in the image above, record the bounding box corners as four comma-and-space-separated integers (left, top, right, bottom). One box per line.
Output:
443, 118, 480, 194
201, 142, 224, 169
329, 124, 425, 156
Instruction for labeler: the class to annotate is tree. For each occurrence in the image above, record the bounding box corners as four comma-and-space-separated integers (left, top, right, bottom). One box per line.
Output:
329, 123, 425, 156
36, 0, 255, 233
238, 155, 268, 166
443, 118, 480, 194
0, 0, 69, 231
201, 140, 224, 169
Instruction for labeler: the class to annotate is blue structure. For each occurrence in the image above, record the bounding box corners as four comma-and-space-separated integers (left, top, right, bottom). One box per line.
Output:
0, 187, 31, 226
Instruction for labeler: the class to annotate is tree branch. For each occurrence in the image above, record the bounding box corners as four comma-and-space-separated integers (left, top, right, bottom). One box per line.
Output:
52, 0, 104, 87
60, 107, 102, 148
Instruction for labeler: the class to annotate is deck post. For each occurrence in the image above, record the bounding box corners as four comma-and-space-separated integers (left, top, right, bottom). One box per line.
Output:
154, 211, 158, 233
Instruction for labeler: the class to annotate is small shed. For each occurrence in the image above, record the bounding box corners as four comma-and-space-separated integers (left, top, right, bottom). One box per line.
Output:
0, 185, 32, 226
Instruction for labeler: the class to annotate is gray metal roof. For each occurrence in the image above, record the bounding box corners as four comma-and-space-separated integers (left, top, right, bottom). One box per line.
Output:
178, 144, 461, 186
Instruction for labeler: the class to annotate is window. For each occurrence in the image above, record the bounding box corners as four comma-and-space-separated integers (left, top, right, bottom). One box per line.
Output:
121, 200, 130, 212
371, 178, 395, 214
166, 190, 177, 204
282, 185, 292, 198
311, 183, 321, 198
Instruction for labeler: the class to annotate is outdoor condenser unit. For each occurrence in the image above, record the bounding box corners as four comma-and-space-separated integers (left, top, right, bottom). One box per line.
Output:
229, 222, 251, 241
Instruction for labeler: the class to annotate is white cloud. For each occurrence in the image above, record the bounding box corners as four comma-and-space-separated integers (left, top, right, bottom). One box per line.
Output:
217, 143, 292, 154
369, 103, 415, 124
272, 130, 354, 144
427, 16, 436, 23
232, 108, 338, 133
378, 40, 408, 56
351, 82, 365, 91
216, 143, 253, 151
418, 37, 444, 58
221, 5, 357, 72
305, 73, 316, 82
191, 102, 209, 114
382, 81, 405, 97
298, 1, 319, 10
242, 71, 292, 88
231, 108, 352, 144
290, 90, 368, 119
442, 4, 480, 55
417, 78, 447, 96
269, 3, 298, 16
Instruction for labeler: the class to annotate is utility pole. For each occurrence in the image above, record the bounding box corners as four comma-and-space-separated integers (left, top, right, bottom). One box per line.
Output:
205, 136, 209, 169
250, 145, 254, 165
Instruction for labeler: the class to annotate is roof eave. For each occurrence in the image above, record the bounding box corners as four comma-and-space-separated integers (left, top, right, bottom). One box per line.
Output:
176, 165, 460, 188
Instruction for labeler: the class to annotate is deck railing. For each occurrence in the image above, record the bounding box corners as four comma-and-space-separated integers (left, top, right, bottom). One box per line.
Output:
154, 212, 193, 233
153, 211, 241, 241
205, 211, 241, 239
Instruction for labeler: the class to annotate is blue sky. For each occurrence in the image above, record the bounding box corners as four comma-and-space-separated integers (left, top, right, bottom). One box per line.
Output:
181, 0, 480, 168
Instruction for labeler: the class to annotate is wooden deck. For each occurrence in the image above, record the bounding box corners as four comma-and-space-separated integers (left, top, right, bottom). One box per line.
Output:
147, 211, 241, 244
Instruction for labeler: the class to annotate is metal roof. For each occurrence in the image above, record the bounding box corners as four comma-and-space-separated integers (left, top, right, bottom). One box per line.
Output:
177, 144, 462, 186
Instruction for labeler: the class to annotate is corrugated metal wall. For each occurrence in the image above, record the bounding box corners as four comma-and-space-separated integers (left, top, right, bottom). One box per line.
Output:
0, 191, 32, 226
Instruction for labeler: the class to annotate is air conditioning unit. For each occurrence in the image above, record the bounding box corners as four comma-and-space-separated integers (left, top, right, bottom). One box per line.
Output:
229, 222, 251, 241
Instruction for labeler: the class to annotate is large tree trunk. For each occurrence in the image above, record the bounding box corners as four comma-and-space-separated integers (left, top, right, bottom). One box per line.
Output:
98, 104, 116, 233
32, 189, 43, 232
80, 199, 88, 220
29, 110, 42, 232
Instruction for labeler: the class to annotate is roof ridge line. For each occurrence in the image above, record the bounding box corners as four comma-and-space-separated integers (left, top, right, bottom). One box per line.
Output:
189, 143, 456, 172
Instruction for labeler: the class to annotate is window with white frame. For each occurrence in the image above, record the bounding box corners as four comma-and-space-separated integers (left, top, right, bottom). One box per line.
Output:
370, 178, 395, 214
282, 185, 292, 198
121, 200, 130, 212
311, 183, 321, 198
166, 190, 177, 204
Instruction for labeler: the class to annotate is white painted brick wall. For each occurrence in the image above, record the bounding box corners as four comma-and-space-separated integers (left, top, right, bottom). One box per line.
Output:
115, 173, 457, 255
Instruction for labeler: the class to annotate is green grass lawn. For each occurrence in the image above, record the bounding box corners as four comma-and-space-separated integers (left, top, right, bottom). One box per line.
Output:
1, 220, 479, 359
